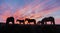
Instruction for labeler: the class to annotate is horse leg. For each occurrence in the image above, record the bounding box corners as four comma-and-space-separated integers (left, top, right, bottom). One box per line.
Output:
51, 21, 52, 24
41, 22, 44, 25
34, 21, 36, 24
6, 19, 10, 24
19, 22, 21, 24
6, 21, 9, 24
52, 20, 55, 25
23, 22, 25, 24
45, 22, 47, 24
12, 21, 14, 24
28, 22, 30, 24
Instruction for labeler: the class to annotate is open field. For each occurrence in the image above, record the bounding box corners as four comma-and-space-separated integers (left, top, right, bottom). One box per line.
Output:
0, 23, 60, 33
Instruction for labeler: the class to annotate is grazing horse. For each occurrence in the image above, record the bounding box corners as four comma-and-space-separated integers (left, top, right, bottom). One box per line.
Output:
41, 16, 55, 25
16, 19, 25, 24
37, 21, 42, 25
6, 17, 14, 24
25, 18, 36, 24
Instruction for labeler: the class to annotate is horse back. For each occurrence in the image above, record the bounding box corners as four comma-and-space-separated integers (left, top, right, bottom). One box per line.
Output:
17, 19, 24, 22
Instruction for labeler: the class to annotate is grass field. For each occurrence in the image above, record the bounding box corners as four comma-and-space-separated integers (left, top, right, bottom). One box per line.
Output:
0, 23, 60, 33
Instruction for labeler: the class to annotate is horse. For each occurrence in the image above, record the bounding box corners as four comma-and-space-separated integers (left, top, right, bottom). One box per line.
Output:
25, 18, 36, 24
6, 17, 14, 24
37, 21, 42, 25
41, 16, 55, 25
16, 19, 25, 24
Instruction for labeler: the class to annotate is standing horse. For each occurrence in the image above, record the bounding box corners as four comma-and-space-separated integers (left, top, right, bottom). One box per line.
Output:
16, 19, 25, 24
25, 18, 36, 24
6, 17, 14, 24
41, 16, 55, 25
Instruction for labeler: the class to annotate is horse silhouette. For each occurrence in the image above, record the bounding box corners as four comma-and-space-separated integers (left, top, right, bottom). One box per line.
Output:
37, 21, 42, 25
16, 19, 25, 24
6, 17, 14, 24
41, 16, 55, 25
25, 18, 36, 24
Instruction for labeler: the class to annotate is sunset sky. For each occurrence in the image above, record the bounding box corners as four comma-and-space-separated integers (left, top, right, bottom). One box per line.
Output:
0, 0, 60, 24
